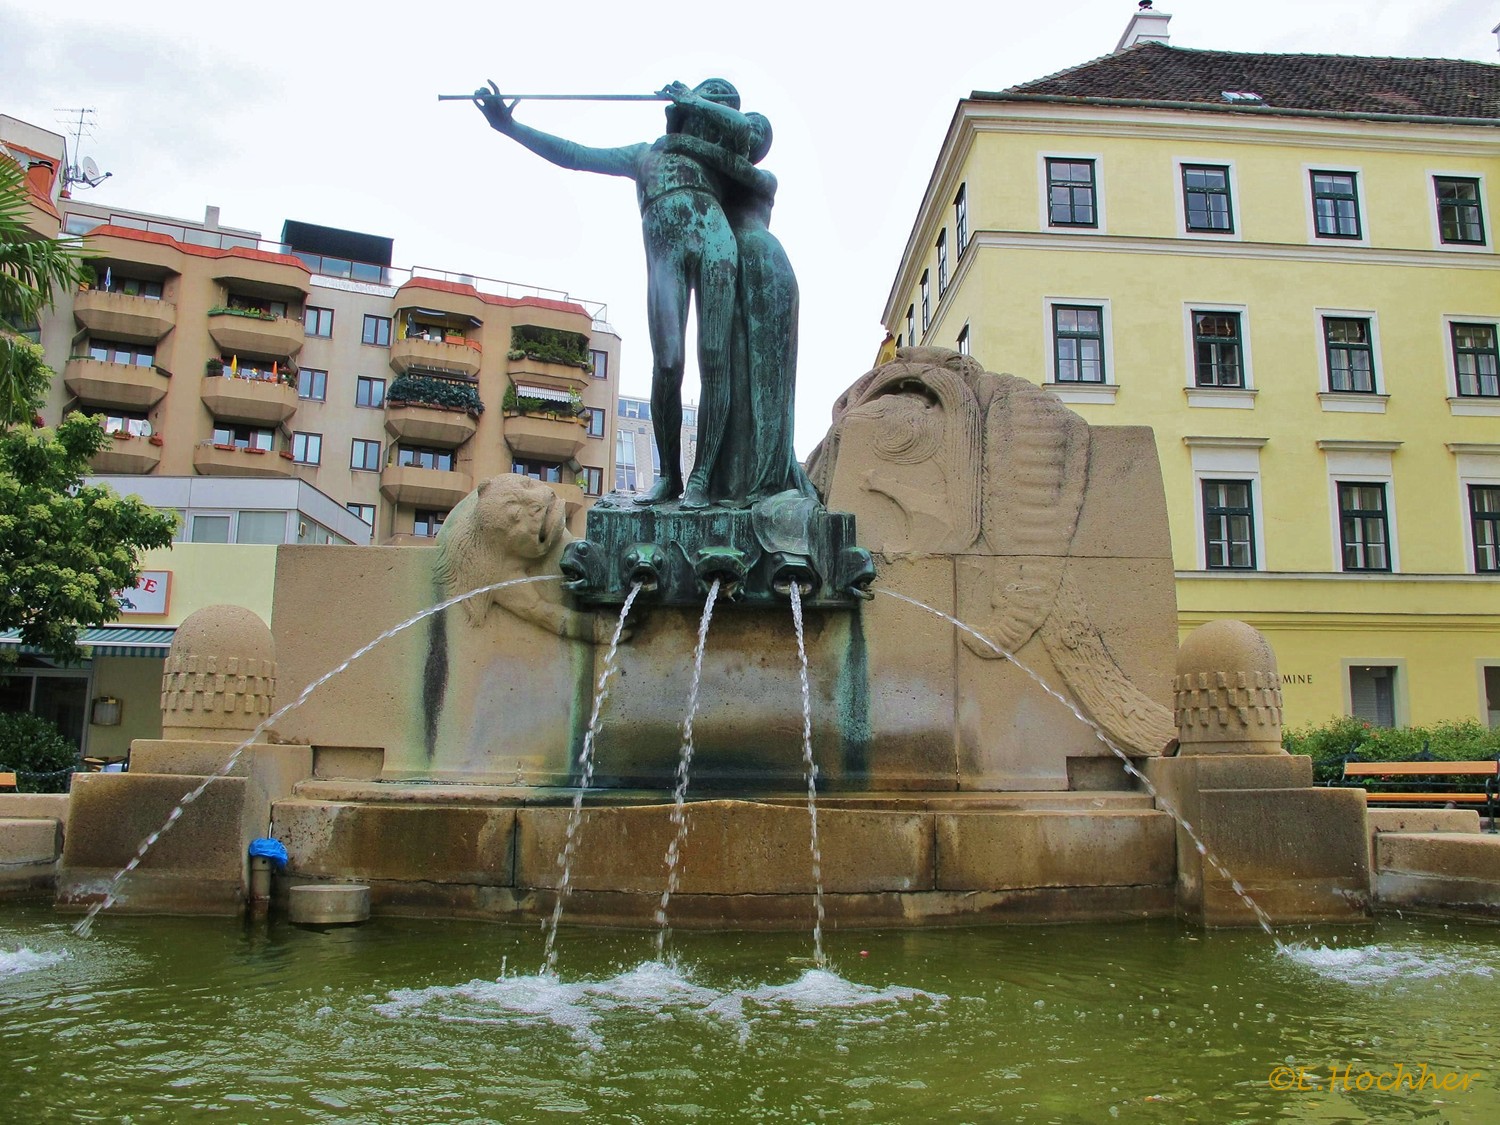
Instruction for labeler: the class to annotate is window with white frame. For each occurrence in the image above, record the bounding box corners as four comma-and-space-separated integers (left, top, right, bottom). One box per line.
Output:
1045, 158, 1098, 228
1323, 317, 1376, 393
1051, 305, 1106, 383
1186, 436, 1266, 570
1435, 176, 1485, 245
936, 230, 949, 296
1192, 311, 1244, 387
1451, 322, 1500, 399
1202, 479, 1257, 569
957, 323, 970, 356
1469, 484, 1500, 573
1337, 482, 1392, 572
920, 270, 930, 332
1310, 171, 1361, 239
954, 184, 969, 255
1181, 164, 1234, 233
1320, 441, 1400, 573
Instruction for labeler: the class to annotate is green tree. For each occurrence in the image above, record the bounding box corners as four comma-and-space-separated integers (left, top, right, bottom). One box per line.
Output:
0, 155, 177, 663
0, 157, 91, 424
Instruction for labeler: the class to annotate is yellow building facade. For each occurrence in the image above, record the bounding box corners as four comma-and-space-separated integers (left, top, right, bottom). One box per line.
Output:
885, 34, 1500, 729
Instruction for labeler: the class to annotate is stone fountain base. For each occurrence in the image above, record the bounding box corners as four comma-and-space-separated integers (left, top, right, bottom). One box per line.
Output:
269, 781, 1180, 928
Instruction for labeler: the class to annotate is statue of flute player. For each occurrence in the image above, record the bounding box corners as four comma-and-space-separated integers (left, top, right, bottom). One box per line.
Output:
473, 78, 754, 509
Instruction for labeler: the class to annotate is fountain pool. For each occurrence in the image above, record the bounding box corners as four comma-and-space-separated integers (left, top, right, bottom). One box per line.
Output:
1, 906, 1494, 1122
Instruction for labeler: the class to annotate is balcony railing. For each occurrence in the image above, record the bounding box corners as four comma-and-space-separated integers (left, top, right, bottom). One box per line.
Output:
63, 357, 171, 410
379, 464, 473, 510
90, 430, 163, 474
206, 308, 305, 359
73, 288, 176, 342
389, 334, 482, 379
200, 373, 298, 426
192, 440, 294, 478
503, 412, 588, 461
384, 402, 479, 448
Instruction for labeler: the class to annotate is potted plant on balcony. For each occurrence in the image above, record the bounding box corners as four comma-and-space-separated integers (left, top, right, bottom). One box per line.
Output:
148, 434, 164, 447
110, 429, 132, 441
205, 358, 224, 377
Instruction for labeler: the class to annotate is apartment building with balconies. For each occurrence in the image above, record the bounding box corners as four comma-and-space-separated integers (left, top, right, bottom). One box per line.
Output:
38, 201, 621, 543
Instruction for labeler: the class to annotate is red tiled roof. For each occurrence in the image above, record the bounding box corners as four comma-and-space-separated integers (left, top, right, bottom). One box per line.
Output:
87, 225, 311, 271
397, 274, 590, 318
979, 42, 1500, 123
3, 144, 60, 219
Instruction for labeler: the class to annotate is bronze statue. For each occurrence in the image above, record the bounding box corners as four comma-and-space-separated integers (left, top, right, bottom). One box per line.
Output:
472, 79, 811, 509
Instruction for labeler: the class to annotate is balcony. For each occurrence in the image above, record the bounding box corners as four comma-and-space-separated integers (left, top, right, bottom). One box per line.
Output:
384, 403, 478, 448
547, 480, 586, 516
192, 442, 295, 478
90, 433, 163, 474
379, 464, 474, 510
73, 289, 176, 342
503, 411, 587, 460
63, 357, 170, 410
206, 309, 305, 359
200, 374, 298, 426
505, 356, 590, 394
389, 334, 482, 379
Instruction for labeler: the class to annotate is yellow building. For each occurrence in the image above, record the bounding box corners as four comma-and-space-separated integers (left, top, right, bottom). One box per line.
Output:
884, 11, 1500, 729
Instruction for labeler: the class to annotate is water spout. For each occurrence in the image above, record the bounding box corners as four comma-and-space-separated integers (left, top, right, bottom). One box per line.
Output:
655, 577, 722, 956
789, 583, 826, 968
542, 582, 643, 975
72, 574, 563, 938
876, 588, 1283, 943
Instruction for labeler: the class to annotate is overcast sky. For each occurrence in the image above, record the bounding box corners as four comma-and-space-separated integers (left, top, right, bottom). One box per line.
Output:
3, 0, 1496, 454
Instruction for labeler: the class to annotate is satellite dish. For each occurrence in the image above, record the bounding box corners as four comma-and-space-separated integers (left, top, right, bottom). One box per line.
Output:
79, 156, 111, 187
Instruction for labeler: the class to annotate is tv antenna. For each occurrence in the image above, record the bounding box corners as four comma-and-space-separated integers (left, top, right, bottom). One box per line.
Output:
55, 106, 112, 190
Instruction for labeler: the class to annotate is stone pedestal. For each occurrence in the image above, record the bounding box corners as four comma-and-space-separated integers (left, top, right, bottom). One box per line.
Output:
55, 606, 311, 915
56, 742, 311, 915
1143, 754, 1371, 926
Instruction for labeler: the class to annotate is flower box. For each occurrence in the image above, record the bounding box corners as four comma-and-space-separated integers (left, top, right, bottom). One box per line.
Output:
148, 435, 165, 447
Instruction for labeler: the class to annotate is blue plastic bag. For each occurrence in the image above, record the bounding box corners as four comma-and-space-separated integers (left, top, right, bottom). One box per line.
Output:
247, 837, 288, 870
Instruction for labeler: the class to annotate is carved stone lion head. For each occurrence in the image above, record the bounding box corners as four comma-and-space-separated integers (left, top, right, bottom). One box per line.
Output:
433, 474, 571, 625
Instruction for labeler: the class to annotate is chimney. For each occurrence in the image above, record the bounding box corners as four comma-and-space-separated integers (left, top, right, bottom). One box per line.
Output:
1115, 2, 1171, 53
204, 205, 221, 230
23, 159, 54, 201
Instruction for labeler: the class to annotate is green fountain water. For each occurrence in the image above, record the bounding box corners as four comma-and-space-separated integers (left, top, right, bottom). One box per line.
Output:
2, 905, 1494, 1122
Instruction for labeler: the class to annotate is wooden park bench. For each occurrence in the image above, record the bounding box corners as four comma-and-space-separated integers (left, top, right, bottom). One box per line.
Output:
1336, 758, 1498, 830
0, 772, 15, 791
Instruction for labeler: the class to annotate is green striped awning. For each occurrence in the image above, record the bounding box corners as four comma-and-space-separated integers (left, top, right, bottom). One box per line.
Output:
0, 626, 175, 658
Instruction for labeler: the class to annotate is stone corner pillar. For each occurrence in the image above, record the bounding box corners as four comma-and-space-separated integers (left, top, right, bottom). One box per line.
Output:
1172, 619, 1283, 755
160, 605, 277, 743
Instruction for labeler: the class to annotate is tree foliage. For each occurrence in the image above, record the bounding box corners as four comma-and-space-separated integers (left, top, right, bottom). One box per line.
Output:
0, 710, 77, 793
1283, 715, 1500, 783
0, 157, 91, 425
0, 415, 177, 662
0, 155, 176, 663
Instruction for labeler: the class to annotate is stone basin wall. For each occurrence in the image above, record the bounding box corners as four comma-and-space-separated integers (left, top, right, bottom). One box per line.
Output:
269, 352, 1179, 792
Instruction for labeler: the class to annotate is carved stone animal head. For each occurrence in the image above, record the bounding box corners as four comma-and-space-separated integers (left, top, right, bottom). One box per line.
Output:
433, 474, 571, 626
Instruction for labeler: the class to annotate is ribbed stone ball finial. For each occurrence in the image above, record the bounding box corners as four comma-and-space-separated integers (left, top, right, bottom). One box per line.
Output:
1172, 619, 1284, 755
159, 605, 278, 741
